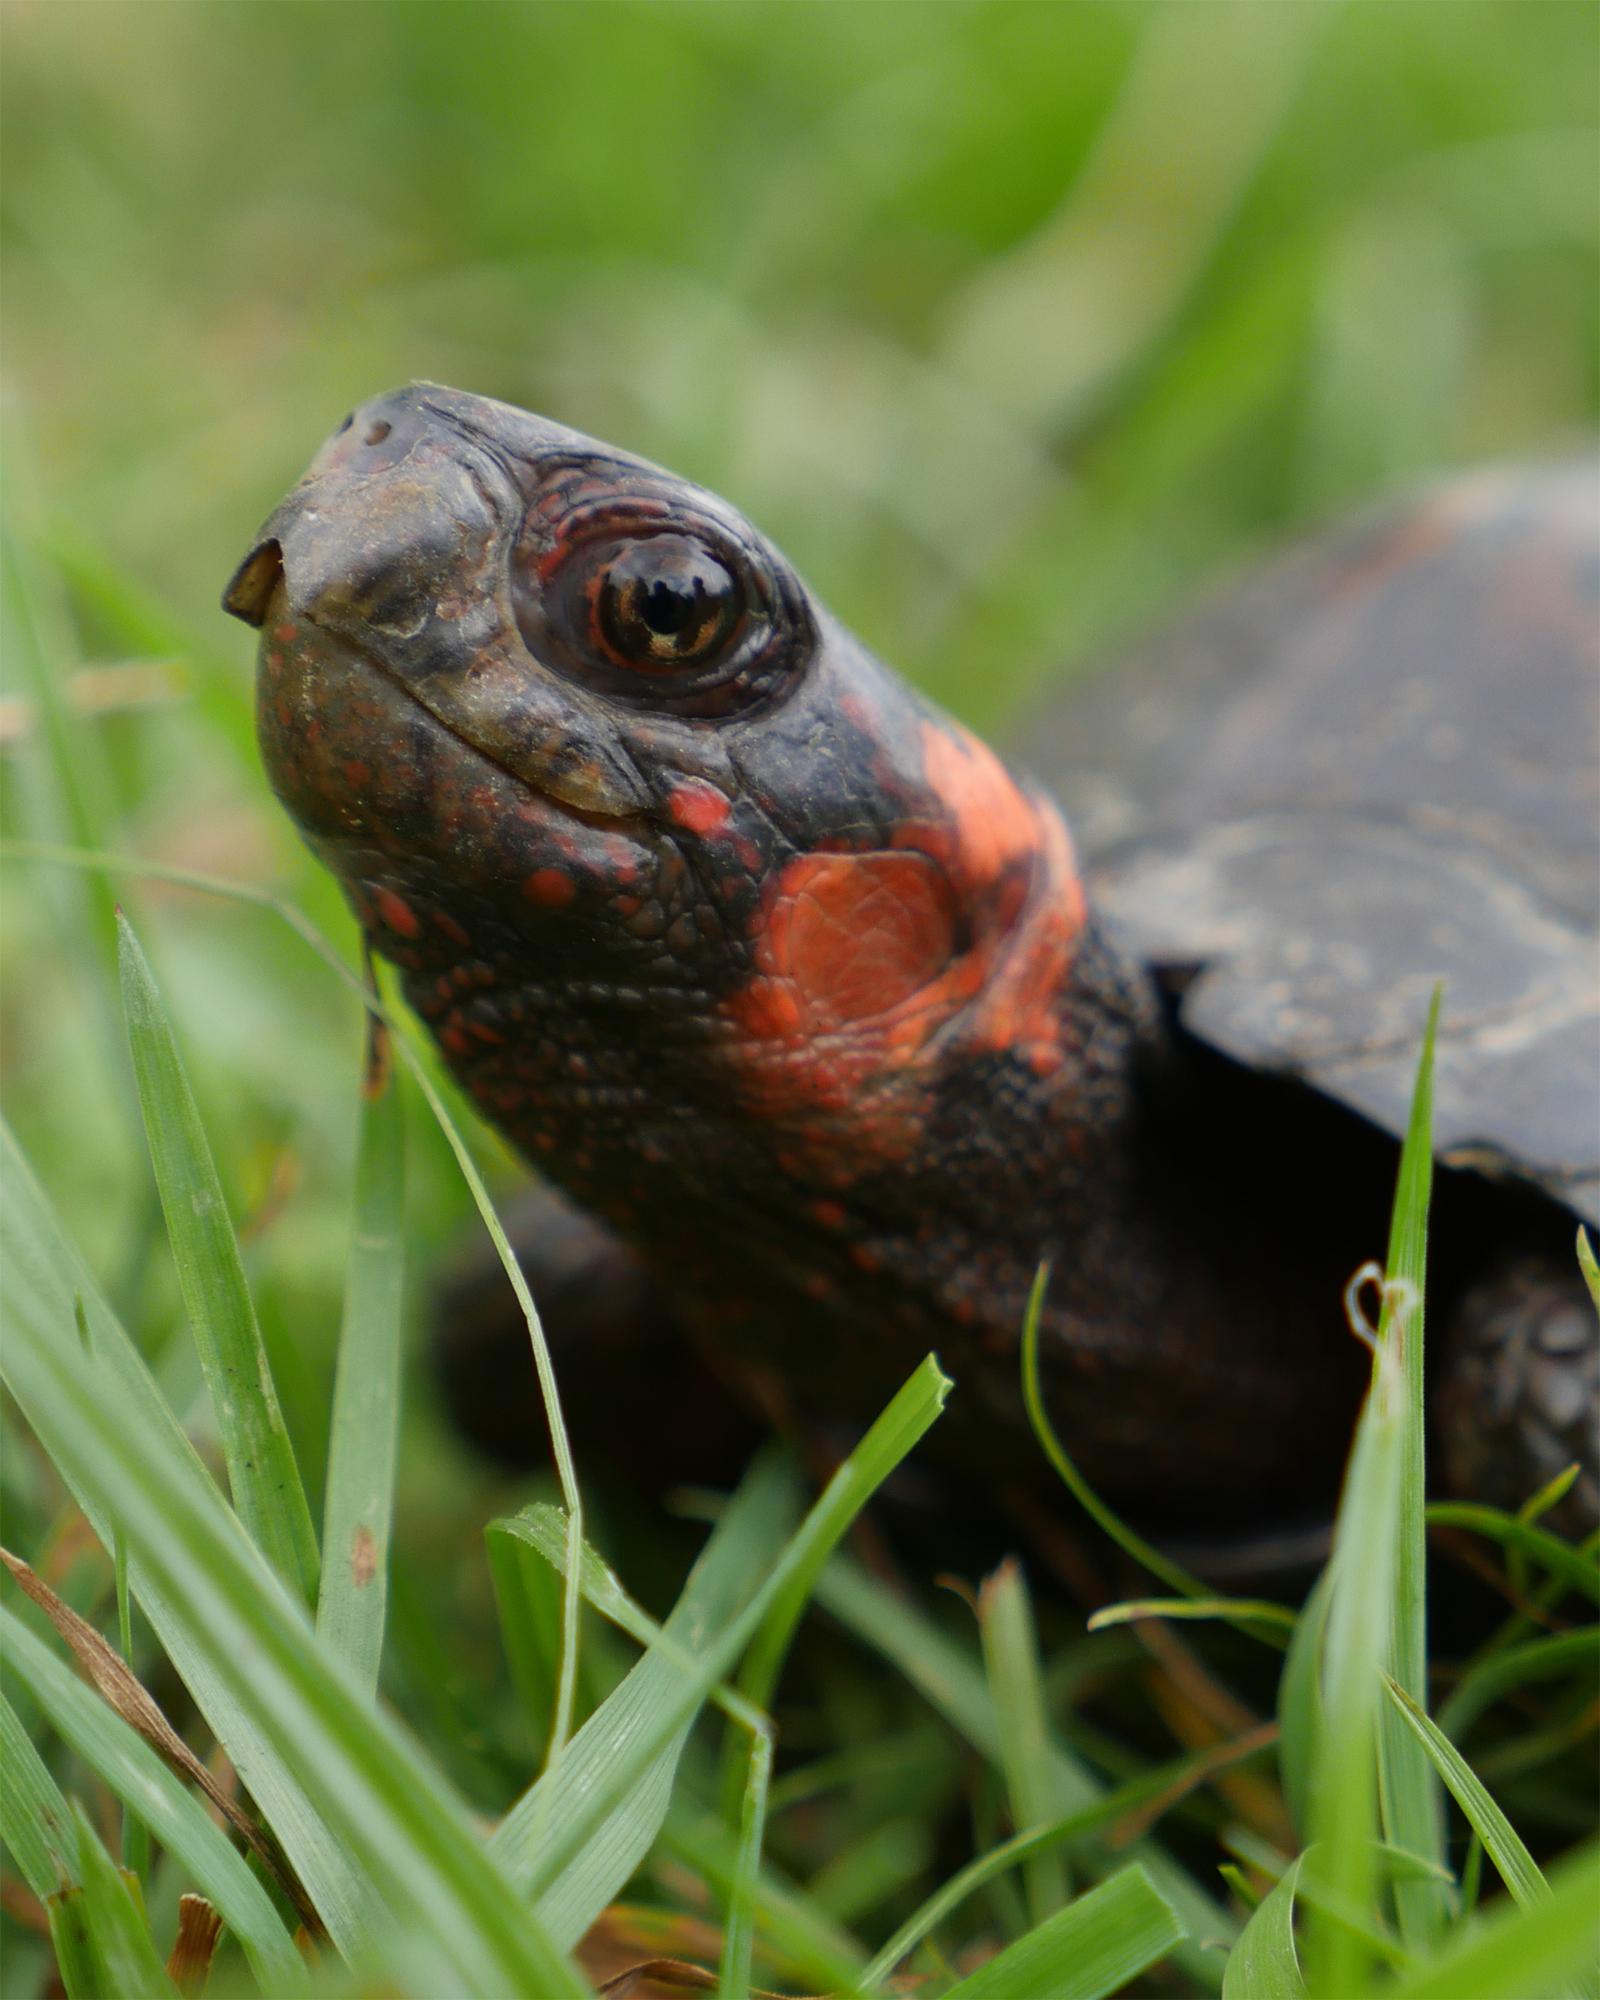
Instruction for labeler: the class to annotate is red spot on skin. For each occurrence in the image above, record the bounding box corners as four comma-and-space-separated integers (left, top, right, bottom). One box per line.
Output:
667, 781, 732, 838
523, 867, 577, 909
850, 1242, 881, 1273
372, 886, 420, 938
439, 1021, 469, 1056
272, 621, 299, 645
431, 908, 472, 948
343, 760, 372, 789
839, 690, 874, 728
812, 1198, 847, 1229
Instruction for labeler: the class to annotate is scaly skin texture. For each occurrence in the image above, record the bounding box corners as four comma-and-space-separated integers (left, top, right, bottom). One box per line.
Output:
229, 384, 1368, 1522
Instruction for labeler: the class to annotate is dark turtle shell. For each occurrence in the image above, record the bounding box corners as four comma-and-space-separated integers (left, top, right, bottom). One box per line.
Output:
1025, 461, 1600, 1226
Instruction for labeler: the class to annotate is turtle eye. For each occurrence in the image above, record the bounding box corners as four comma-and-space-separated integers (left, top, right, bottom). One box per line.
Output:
515, 475, 813, 714
593, 536, 744, 672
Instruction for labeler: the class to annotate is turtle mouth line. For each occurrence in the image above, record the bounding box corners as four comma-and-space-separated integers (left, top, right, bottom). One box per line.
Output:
269, 569, 658, 844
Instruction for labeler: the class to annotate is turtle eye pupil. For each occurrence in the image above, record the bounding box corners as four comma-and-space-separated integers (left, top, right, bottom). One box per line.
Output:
597, 535, 743, 670
641, 576, 698, 636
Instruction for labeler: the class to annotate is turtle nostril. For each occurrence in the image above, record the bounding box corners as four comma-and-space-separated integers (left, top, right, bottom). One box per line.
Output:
335, 412, 354, 435
364, 420, 393, 447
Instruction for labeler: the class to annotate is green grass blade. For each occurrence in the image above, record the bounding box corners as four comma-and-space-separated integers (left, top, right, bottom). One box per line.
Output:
814, 1555, 1232, 1988
1023, 1263, 1291, 1651
385, 1023, 588, 1770
492, 1494, 864, 1988
979, 1557, 1071, 1921
1303, 1005, 1439, 1994
1301, 1298, 1404, 1997
487, 1516, 568, 1752
717, 1362, 955, 1820
939, 1863, 1185, 2000
1381, 1841, 1600, 2000
494, 1360, 950, 1942
112, 1510, 148, 1886
1277, 1567, 1333, 1838
861, 1735, 1275, 1991
2, 1117, 373, 1950
1221, 1855, 1307, 2000
659, 1808, 868, 1993
1422, 1504, 1600, 1603
1383, 1677, 1546, 1910
1436, 1627, 1600, 1742
0, 1683, 78, 1898
1378, 992, 1447, 1951
1576, 1229, 1600, 1317
315, 1025, 406, 1695
71, 1804, 179, 2000
718, 1718, 773, 2000
2, 1607, 307, 1991
1024, 1268, 1212, 1595
714, 1372, 964, 1828
1, 1116, 587, 1996
492, 1454, 802, 1947
1087, 1596, 1297, 1634
116, 912, 319, 1602
47, 1887, 98, 2000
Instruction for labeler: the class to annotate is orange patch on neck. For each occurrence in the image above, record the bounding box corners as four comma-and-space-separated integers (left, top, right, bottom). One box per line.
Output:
915, 721, 1041, 889
762, 851, 957, 1030
727, 850, 966, 1143
724, 721, 1089, 1171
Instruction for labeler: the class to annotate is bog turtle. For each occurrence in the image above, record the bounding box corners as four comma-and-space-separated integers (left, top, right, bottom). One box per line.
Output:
224, 387, 1599, 1533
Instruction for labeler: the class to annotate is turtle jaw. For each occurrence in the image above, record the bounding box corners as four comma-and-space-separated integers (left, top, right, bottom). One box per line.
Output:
252, 573, 662, 979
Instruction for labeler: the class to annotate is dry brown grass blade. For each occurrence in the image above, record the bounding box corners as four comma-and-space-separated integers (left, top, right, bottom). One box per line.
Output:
166, 1893, 223, 1995
0, 1543, 325, 1939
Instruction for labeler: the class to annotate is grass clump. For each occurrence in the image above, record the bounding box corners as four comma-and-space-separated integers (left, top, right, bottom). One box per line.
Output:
1, 867, 1596, 1999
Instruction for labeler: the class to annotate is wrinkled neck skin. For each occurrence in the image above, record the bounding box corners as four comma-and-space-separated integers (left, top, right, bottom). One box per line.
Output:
259, 600, 1358, 1520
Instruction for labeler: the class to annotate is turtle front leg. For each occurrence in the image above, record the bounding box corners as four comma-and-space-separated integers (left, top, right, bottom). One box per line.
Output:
431, 1183, 761, 1490
1435, 1254, 1599, 1537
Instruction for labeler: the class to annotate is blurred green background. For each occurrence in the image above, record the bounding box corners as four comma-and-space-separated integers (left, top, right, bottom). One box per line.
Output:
3, 0, 1597, 1785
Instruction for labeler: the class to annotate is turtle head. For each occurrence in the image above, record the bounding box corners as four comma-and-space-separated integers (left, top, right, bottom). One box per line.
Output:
227, 384, 1083, 1195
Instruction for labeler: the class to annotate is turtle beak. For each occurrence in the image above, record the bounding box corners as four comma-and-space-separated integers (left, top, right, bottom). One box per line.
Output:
224, 388, 427, 628
223, 385, 656, 820
222, 383, 614, 632
222, 535, 284, 628
222, 386, 511, 649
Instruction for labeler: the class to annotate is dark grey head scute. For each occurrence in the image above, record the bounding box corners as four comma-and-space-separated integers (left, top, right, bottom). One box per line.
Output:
1028, 460, 1600, 1224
